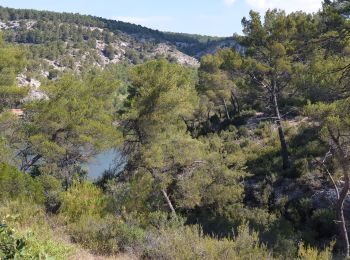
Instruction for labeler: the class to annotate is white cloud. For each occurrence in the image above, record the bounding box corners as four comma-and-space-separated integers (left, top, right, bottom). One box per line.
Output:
114, 16, 173, 27
224, 0, 237, 6
245, 0, 322, 13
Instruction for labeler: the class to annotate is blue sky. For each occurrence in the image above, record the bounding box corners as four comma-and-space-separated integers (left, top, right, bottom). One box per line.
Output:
0, 0, 323, 36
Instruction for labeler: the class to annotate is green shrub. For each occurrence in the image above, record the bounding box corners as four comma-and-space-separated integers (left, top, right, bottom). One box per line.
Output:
0, 222, 73, 259
115, 221, 145, 251
48, 68, 59, 80
60, 181, 111, 222
0, 200, 73, 260
298, 242, 333, 260
292, 158, 310, 178
68, 215, 120, 254
103, 44, 115, 60
0, 200, 47, 228
0, 223, 25, 259
311, 209, 337, 238
68, 215, 144, 255
16, 229, 73, 259
0, 163, 44, 203
37, 174, 63, 213
143, 223, 271, 260
238, 126, 250, 137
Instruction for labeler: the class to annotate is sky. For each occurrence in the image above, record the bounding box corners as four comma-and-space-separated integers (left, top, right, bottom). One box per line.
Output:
0, 0, 323, 36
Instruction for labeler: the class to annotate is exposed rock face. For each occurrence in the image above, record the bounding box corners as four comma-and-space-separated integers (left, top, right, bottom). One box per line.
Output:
22, 89, 48, 102
155, 43, 199, 67
17, 74, 41, 88
16, 74, 48, 102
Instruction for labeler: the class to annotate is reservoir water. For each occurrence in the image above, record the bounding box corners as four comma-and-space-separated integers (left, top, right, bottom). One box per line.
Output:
86, 149, 124, 179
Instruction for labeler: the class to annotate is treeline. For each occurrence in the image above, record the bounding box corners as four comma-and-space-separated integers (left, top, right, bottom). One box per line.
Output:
1, 0, 350, 259
0, 5, 220, 71
0, 5, 228, 57
0, 6, 102, 26
6, 21, 118, 45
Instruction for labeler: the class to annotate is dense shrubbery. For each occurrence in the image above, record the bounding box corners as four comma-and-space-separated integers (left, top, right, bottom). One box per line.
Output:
60, 181, 111, 222
0, 224, 26, 259
0, 163, 44, 203
68, 215, 145, 255
0, 200, 73, 259
0, 166, 335, 259
143, 222, 270, 259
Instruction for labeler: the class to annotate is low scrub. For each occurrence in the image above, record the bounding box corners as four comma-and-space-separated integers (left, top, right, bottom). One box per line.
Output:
0, 201, 74, 259
60, 180, 112, 222
143, 223, 271, 260
68, 215, 145, 255
0, 163, 44, 203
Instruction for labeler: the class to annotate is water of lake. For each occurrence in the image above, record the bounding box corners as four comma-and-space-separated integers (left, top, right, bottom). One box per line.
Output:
86, 149, 124, 179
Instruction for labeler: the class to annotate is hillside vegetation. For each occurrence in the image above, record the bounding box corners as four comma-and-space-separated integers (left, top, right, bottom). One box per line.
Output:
1, 1, 350, 259
0, 6, 239, 72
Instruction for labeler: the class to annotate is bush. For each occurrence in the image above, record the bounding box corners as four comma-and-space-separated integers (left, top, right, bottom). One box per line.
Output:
0, 200, 46, 228
68, 215, 144, 255
103, 44, 115, 60
291, 158, 310, 178
238, 126, 250, 137
68, 215, 120, 254
298, 242, 333, 260
0, 222, 73, 259
115, 221, 145, 252
0, 163, 44, 203
311, 209, 337, 239
37, 174, 63, 213
0, 201, 73, 259
60, 181, 111, 222
143, 223, 271, 259
0, 223, 26, 259
48, 69, 59, 80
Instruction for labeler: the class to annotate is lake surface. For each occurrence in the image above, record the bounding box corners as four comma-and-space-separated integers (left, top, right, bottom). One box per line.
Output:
86, 149, 124, 179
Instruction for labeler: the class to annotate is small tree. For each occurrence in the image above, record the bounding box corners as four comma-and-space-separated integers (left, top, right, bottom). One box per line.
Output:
237, 10, 315, 169
12, 73, 121, 180
123, 59, 201, 215
241, 10, 293, 169
0, 34, 27, 112
307, 98, 350, 258
103, 44, 115, 60
198, 49, 242, 121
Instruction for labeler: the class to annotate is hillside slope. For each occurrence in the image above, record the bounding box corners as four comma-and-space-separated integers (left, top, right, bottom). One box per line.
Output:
0, 6, 240, 74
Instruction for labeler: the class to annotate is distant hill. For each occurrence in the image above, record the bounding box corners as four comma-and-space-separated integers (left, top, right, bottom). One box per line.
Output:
0, 5, 241, 74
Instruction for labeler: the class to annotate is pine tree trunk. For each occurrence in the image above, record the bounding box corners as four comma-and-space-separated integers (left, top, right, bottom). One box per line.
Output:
337, 162, 350, 259
231, 89, 240, 114
272, 87, 290, 169
222, 98, 231, 120
161, 189, 176, 216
